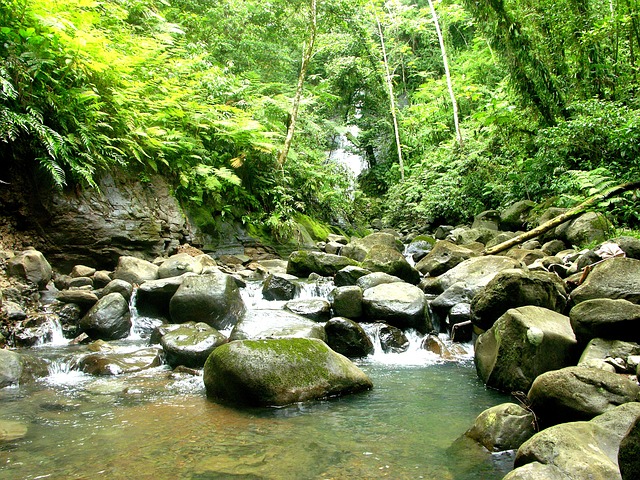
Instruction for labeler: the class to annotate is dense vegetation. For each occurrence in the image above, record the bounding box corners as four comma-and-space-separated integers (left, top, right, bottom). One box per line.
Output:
2, 0, 639, 238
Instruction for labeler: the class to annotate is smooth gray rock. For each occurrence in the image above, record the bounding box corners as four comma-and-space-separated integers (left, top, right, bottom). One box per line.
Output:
465, 402, 537, 452
113, 256, 159, 285
325, 317, 374, 358
76, 347, 163, 375
79, 292, 132, 340
435, 256, 523, 295
0, 349, 23, 388
229, 310, 326, 342
362, 282, 429, 332
101, 279, 134, 301
157, 253, 203, 278
284, 298, 332, 322
7, 249, 52, 288
570, 298, 640, 345
334, 266, 372, 287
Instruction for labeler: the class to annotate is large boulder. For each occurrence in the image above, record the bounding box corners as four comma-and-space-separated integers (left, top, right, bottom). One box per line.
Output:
7, 249, 52, 288
329, 285, 363, 319
465, 402, 537, 452
414, 241, 477, 277
135, 275, 191, 318
169, 271, 245, 330
287, 251, 359, 278
570, 258, 640, 305
284, 298, 331, 322
509, 402, 640, 480
79, 292, 132, 340
203, 338, 373, 406
340, 232, 403, 262
229, 310, 326, 341
612, 236, 640, 260
527, 366, 640, 427
262, 273, 299, 301
500, 200, 536, 231
578, 338, 640, 371
435, 256, 523, 295
334, 266, 371, 287
160, 322, 227, 368
157, 253, 203, 278
619, 415, 640, 480
324, 317, 374, 358
361, 245, 420, 285
113, 256, 159, 285
475, 306, 578, 392
0, 349, 23, 388
471, 269, 567, 331
101, 279, 134, 302
570, 298, 640, 345
356, 272, 404, 291
362, 283, 430, 332
75, 346, 163, 375
558, 211, 610, 246
453, 227, 501, 246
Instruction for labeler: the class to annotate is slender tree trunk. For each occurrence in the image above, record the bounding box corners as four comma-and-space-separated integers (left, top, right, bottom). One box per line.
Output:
277, 0, 317, 168
427, 0, 462, 147
483, 181, 640, 256
375, 14, 405, 181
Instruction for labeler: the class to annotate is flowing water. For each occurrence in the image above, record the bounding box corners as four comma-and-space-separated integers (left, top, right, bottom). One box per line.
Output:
0, 279, 512, 480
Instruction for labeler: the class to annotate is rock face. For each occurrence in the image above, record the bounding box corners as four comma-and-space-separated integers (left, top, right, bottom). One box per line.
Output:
203, 338, 373, 406
160, 322, 227, 368
570, 258, 640, 305
471, 269, 567, 331
362, 283, 429, 332
7, 249, 52, 288
324, 317, 374, 358
570, 298, 640, 345
169, 271, 245, 330
475, 306, 577, 392
509, 402, 640, 480
79, 292, 132, 340
229, 310, 326, 341
465, 403, 537, 452
527, 366, 640, 427
287, 251, 359, 278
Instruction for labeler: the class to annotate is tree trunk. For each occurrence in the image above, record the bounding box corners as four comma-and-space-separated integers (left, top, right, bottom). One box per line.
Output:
427, 0, 462, 147
483, 181, 640, 256
277, 0, 317, 168
376, 14, 405, 181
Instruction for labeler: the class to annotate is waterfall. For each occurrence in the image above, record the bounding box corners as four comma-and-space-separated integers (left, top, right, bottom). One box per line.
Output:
128, 288, 163, 340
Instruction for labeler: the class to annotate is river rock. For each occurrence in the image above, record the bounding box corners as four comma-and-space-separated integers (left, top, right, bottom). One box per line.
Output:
169, 271, 245, 330
362, 282, 429, 332
329, 286, 363, 319
502, 462, 570, 480
7, 249, 52, 288
471, 269, 567, 331
287, 250, 359, 278
475, 306, 577, 393
92, 270, 113, 288
0, 349, 23, 388
465, 402, 537, 452
421, 334, 467, 360
341, 232, 403, 262
505, 249, 546, 266
570, 298, 640, 345
570, 257, 640, 305
527, 366, 640, 427
160, 322, 227, 368
100, 279, 134, 302
70, 265, 96, 278
262, 273, 299, 301
76, 346, 163, 375
324, 317, 374, 358
79, 292, 131, 340
454, 227, 501, 246
0, 420, 28, 442
375, 323, 409, 353
1, 300, 26, 320
284, 298, 331, 322
579, 338, 640, 371
334, 266, 371, 287
430, 282, 474, 320
356, 272, 404, 291
203, 338, 373, 406
67, 276, 93, 288
361, 245, 420, 284
511, 402, 640, 480
500, 200, 536, 231
157, 253, 204, 279
135, 275, 190, 319
229, 309, 326, 341
414, 241, 477, 277
113, 256, 159, 285
56, 289, 100, 311
435, 256, 523, 295
619, 415, 640, 480
558, 211, 610, 246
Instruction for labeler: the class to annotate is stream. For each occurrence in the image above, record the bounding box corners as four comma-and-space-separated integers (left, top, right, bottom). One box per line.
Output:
0, 278, 512, 480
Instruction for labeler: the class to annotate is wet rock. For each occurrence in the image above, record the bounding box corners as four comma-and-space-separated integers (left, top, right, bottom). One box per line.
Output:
0, 420, 28, 442
0, 349, 23, 388
361, 245, 420, 285
157, 253, 203, 279
475, 306, 577, 393
431, 282, 474, 319
76, 347, 163, 375
502, 462, 569, 480
203, 338, 373, 406
375, 323, 409, 353
329, 286, 363, 319
414, 241, 477, 277
287, 250, 359, 278
79, 292, 132, 340
136, 275, 191, 319
465, 403, 537, 452
169, 271, 245, 330
356, 272, 404, 291
334, 266, 371, 287
100, 279, 134, 302
7, 249, 52, 288
324, 317, 374, 358
262, 273, 299, 301
1, 300, 26, 321
570, 257, 640, 305
92, 270, 113, 288
340, 232, 403, 263
421, 334, 467, 359
229, 310, 326, 341
471, 269, 567, 332
113, 256, 159, 285
570, 298, 640, 345
284, 298, 331, 322
527, 366, 640, 427
160, 322, 227, 368
149, 323, 185, 345
56, 289, 99, 310
362, 282, 429, 332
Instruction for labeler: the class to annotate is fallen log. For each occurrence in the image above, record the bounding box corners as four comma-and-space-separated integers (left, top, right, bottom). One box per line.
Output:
483, 180, 640, 256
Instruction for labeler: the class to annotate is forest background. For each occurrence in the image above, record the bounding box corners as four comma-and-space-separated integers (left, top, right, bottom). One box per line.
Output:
2, 0, 639, 242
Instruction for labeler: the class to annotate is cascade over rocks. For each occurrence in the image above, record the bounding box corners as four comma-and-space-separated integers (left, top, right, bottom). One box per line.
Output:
474, 306, 577, 392
203, 338, 373, 407
362, 282, 430, 332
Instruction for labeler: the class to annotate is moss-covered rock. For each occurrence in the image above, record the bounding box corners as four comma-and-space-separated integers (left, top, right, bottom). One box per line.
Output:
160, 322, 227, 368
287, 250, 359, 278
465, 403, 536, 452
203, 338, 373, 406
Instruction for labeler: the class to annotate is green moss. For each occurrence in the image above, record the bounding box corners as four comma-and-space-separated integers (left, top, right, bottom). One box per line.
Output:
295, 214, 331, 242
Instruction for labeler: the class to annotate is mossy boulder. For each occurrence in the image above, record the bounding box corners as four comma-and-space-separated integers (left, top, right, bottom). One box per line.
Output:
415, 240, 477, 277
287, 251, 359, 278
465, 402, 537, 452
203, 338, 373, 406
361, 245, 420, 285
160, 322, 227, 368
